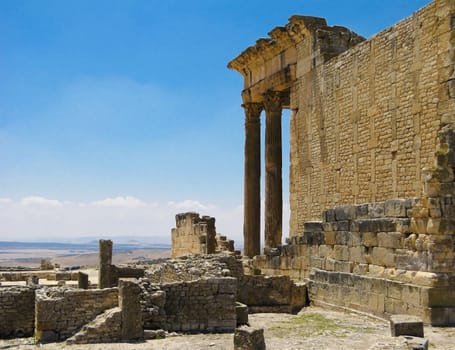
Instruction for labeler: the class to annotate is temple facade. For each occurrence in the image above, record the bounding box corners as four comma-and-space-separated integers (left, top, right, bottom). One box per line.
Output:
229, 0, 455, 325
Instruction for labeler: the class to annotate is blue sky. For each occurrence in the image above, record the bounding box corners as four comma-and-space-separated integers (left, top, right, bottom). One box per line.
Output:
0, 0, 431, 243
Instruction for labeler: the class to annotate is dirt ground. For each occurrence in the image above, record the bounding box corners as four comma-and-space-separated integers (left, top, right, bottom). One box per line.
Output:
1, 306, 453, 350
0, 249, 170, 269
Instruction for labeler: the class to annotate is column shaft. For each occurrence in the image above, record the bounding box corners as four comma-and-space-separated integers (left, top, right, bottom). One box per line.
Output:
264, 91, 283, 249
243, 103, 262, 257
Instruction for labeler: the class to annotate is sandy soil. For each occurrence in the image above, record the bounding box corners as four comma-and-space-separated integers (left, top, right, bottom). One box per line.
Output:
1, 307, 453, 350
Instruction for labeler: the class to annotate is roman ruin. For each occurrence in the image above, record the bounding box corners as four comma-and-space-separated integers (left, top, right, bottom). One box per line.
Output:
228, 0, 455, 325
171, 212, 238, 258
1, 0, 455, 347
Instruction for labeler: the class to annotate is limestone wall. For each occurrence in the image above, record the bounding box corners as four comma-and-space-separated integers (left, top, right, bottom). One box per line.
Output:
0, 286, 35, 338
140, 277, 237, 332
237, 275, 307, 313
290, 0, 454, 232
254, 194, 455, 324
171, 213, 217, 258
35, 287, 118, 342
143, 254, 244, 283
0, 271, 78, 282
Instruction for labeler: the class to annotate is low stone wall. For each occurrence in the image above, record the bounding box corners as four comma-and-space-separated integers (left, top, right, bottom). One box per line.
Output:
237, 275, 307, 313
35, 287, 118, 342
0, 286, 35, 338
0, 271, 78, 282
141, 277, 237, 332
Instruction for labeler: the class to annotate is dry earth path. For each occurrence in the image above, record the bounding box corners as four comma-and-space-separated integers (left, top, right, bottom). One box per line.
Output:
1, 306, 454, 349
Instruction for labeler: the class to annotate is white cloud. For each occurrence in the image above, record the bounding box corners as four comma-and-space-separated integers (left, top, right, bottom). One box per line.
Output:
21, 196, 62, 207
91, 196, 147, 208
0, 195, 246, 246
167, 199, 215, 211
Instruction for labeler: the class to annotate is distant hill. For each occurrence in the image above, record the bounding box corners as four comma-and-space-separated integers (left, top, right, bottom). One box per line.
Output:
0, 240, 170, 252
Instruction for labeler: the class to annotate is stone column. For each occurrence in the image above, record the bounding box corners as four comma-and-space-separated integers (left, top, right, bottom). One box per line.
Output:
99, 239, 113, 289
243, 102, 263, 257
263, 91, 283, 249
119, 280, 143, 340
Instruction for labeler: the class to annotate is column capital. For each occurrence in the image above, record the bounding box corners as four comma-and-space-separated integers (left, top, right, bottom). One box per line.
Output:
263, 90, 283, 113
242, 102, 263, 124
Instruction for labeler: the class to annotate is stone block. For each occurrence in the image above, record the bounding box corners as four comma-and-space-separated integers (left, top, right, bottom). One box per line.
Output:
368, 202, 385, 218
335, 230, 349, 245
358, 219, 396, 232
333, 245, 349, 261
348, 232, 362, 246
324, 231, 336, 245
236, 302, 249, 326
290, 283, 307, 313
119, 280, 143, 340
234, 326, 265, 350
377, 232, 403, 249
371, 247, 395, 267
78, 272, 89, 289
385, 199, 409, 217
334, 261, 352, 273
334, 205, 355, 221
323, 208, 336, 222
403, 337, 429, 350
349, 246, 367, 263
363, 232, 378, 247
355, 204, 369, 219
390, 314, 424, 337
304, 221, 323, 232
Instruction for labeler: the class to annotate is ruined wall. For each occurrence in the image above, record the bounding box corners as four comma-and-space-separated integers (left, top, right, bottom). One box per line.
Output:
0, 286, 35, 338
0, 271, 78, 282
171, 212, 217, 258
290, 0, 454, 231
237, 275, 307, 313
254, 192, 455, 324
35, 287, 118, 342
140, 277, 237, 332
143, 254, 244, 283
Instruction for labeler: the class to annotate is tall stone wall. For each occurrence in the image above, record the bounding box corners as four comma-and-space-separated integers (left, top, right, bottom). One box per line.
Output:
35, 287, 118, 342
140, 277, 237, 332
0, 286, 35, 338
290, 0, 454, 232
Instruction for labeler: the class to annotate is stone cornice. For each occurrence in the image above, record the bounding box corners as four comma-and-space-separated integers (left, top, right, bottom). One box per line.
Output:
227, 16, 328, 74
228, 15, 365, 76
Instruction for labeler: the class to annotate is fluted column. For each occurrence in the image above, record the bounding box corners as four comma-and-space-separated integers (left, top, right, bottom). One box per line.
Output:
243, 102, 262, 257
263, 91, 283, 249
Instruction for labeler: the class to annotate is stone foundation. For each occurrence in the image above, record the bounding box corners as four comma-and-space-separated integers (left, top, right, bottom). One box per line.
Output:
253, 196, 455, 325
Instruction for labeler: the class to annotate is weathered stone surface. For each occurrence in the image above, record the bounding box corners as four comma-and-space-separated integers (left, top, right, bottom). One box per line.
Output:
35, 287, 119, 342
234, 326, 265, 350
140, 276, 237, 332
171, 213, 237, 258
99, 239, 113, 289
0, 286, 35, 338
402, 337, 429, 350
390, 315, 424, 337
78, 272, 89, 289
236, 302, 249, 326
119, 280, 143, 340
